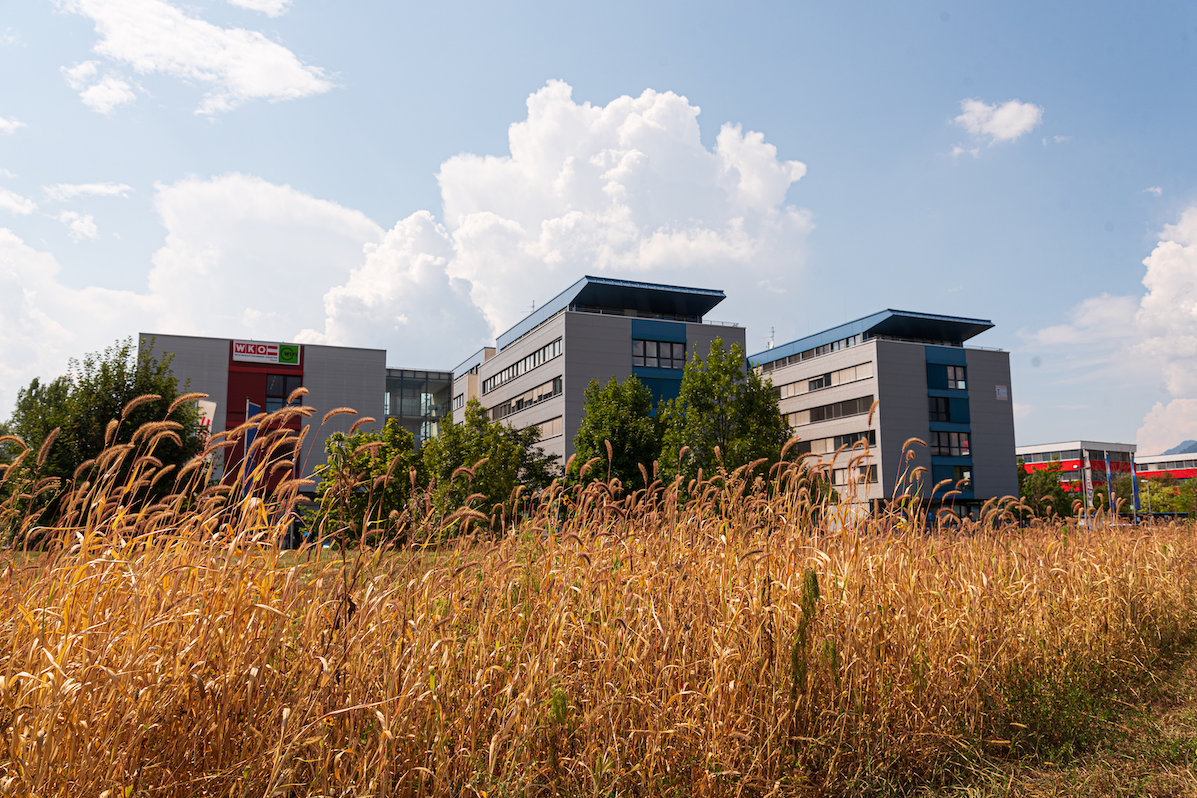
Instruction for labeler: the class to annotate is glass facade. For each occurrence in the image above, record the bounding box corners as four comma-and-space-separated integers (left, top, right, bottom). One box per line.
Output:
384, 368, 453, 446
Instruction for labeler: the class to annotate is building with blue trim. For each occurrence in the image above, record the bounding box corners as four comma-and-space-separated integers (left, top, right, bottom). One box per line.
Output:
451, 275, 744, 464
751, 310, 1016, 514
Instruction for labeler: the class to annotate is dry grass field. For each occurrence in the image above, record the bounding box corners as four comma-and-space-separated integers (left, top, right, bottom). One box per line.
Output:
2, 407, 1196, 796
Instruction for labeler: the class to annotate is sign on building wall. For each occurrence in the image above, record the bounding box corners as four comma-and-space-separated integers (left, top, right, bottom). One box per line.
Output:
232, 341, 301, 365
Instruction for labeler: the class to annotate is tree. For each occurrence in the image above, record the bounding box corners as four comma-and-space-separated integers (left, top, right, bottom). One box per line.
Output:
2, 338, 204, 487
570, 375, 661, 490
0, 338, 205, 536
659, 338, 790, 482
1018, 459, 1073, 518
311, 418, 422, 541
420, 399, 559, 523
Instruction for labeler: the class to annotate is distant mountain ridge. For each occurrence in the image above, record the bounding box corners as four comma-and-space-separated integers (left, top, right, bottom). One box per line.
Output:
1163, 440, 1197, 455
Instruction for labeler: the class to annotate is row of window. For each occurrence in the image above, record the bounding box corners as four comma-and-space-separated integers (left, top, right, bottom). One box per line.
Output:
1138, 459, 1197, 471
932, 431, 970, 457
1021, 450, 1134, 464
759, 333, 865, 373
490, 377, 563, 421
792, 429, 877, 457
453, 393, 464, 410
831, 464, 878, 487
927, 363, 967, 391
481, 338, 563, 394
786, 395, 874, 427
633, 339, 687, 370
777, 361, 873, 400
929, 395, 971, 424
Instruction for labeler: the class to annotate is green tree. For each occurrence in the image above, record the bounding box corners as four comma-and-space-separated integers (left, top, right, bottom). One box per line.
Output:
0, 338, 205, 538
570, 375, 661, 490
1018, 459, 1073, 518
420, 399, 559, 524
311, 418, 422, 541
659, 338, 789, 482
1, 339, 203, 488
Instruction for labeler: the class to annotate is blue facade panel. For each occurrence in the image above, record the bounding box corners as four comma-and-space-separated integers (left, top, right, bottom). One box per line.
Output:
631, 319, 687, 343
924, 345, 969, 365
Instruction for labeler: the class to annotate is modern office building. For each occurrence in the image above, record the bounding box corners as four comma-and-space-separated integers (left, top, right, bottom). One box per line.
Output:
1134, 452, 1197, 482
140, 332, 388, 481
452, 275, 745, 464
1015, 441, 1136, 502
750, 310, 1017, 513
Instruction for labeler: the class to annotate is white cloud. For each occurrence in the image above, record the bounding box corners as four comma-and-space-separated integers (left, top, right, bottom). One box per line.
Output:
1144, 186, 1163, 197
146, 173, 383, 339
436, 80, 811, 334
297, 211, 491, 360
0, 82, 814, 417
61, 60, 136, 114
44, 182, 134, 201
57, 0, 331, 114
58, 211, 100, 240
228, 0, 291, 16
954, 98, 1043, 145
0, 117, 24, 134
1137, 400, 1197, 458
1027, 205, 1197, 454
0, 188, 37, 215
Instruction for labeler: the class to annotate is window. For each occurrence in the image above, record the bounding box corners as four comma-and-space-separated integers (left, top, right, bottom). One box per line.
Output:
947, 365, 967, 390
633, 339, 686, 369
929, 396, 950, 422
776, 361, 873, 399
538, 416, 564, 439
453, 393, 464, 410
932, 431, 970, 457
482, 338, 563, 394
490, 376, 563, 420
953, 466, 972, 486
832, 465, 877, 486
265, 373, 302, 413
785, 395, 873, 427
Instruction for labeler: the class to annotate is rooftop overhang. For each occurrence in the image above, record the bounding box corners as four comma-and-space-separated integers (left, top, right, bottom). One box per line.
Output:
496, 275, 726, 350
750, 309, 995, 365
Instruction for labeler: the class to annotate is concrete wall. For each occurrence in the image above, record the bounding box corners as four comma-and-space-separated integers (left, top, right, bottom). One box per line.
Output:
965, 348, 1018, 500
875, 339, 934, 499
139, 332, 230, 434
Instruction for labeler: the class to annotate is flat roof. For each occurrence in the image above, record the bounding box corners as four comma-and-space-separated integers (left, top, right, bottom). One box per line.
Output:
495, 275, 726, 350
748, 309, 995, 365
1015, 441, 1137, 454
138, 331, 386, 354
1137, 452, 1197, 463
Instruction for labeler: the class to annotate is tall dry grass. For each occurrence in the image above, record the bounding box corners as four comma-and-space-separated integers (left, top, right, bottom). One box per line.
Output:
1, 407, 1196, 796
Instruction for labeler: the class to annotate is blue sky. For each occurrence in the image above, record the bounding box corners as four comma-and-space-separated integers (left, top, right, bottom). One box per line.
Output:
2, 1, 1196, 452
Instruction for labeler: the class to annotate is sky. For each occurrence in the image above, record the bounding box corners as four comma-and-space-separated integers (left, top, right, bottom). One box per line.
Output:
2, 1, 1196, 453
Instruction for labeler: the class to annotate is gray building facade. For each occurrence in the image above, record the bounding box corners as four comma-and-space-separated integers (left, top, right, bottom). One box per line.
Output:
750, 310, 1017, 513
454, 276, 745, 464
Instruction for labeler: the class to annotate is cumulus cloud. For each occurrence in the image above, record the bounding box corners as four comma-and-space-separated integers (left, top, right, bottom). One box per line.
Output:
57, 0, 331, 114
228, 0, 291, 16
58, 211, 100, 240
147, 173, 382, 338
0, 81, 814, 416
435, 81, 811, 334
0, 188, 37, 215
44, 182, 133, 201
297, 211, 491, 361
0, 117, 24, 134
953, 98, 1043, 145
1029, 205, 1197, 453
